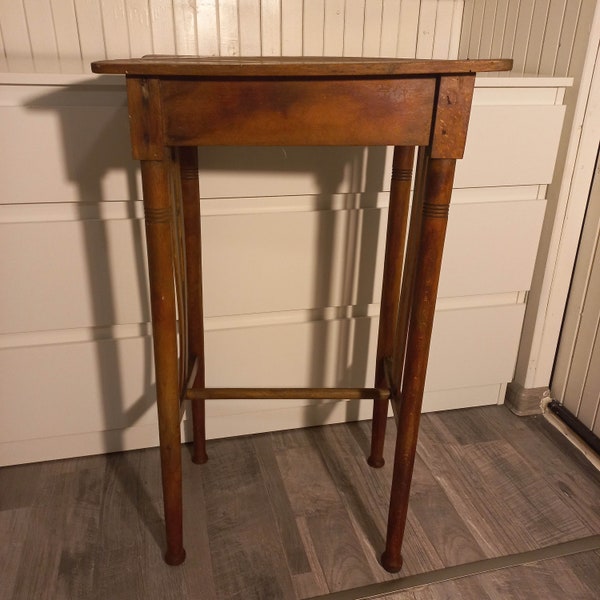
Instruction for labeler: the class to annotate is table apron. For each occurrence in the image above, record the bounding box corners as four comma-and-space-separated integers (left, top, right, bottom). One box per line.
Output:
157, 77, 436, 147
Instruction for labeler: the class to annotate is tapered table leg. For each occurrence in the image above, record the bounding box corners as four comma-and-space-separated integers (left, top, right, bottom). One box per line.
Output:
368, 146, 414, 468
178, 147, 208, 465
381, 156, 456, 573
141, 158, 186, 566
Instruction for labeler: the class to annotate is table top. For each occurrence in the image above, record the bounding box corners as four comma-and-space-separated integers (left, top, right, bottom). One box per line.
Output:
91, 56, 513, 77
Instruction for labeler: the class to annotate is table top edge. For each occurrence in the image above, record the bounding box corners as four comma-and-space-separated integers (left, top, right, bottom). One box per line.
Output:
90, 56, 513, 77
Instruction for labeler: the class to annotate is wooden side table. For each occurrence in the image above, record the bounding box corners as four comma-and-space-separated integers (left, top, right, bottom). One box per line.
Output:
91, 56, 512, 572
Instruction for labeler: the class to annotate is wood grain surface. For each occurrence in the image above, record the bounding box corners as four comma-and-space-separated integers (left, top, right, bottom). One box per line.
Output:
1, 405, 598, 599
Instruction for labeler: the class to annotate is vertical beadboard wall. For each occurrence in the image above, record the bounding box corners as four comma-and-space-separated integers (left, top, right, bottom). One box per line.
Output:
459, 0, 600, 409
459, 0, 590, 77
0, 0, 464, 73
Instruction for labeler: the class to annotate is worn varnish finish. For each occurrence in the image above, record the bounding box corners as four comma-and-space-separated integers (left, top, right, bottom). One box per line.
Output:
89, 56, 512, 571
1, 407, 599, 599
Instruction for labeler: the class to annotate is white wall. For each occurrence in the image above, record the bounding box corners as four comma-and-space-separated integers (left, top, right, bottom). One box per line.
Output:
0, 0, 464, 72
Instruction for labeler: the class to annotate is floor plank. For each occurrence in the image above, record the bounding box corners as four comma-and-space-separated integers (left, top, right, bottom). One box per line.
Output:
0, 406, 599, 600
200, 435, 297, 600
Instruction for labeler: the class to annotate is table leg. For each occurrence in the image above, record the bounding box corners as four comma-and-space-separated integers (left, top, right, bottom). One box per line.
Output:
368, 146, 414, 468
381, 156, 456, 573
178, 147, 208, 465
141, 158, 186, 566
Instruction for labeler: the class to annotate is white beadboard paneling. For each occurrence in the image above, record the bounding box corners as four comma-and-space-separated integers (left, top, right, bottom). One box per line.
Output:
501, 0, 521, 63
23, 0, 59, 72
50, 0, 84, 73
218, 0, 240, 56
126, 0, 154, 57
458, 0, 474, 59
343, 0, 365, 57
238, 0, 262, 56
467, 0, 485, 59
281, 0, 303, 55
490, 0, 511, 59
539, 0, 569, 75
460, 0, 594, 79
74, 0, 107, 66
149, 0, 176, 55
524, 0, 553, 74
430, 0, 460, 59
195, 0, 218, 56
0, 0, 34, 72
477, 0, 497, 59
397, 0, 420, 57
512, 0, 537, 74
260, 0, 281, 56
303, 0, 325, 56
323, 0, 345, 56
446, 0, 465, 60
553, 0, 583, 76
0, 0, 468, 72
101, 0, 131, 59
415, 0, 437, 58
0, 26, 7, 71
380, 0, 402, 57
173, 0, 198, 54
362, 0, 384, 56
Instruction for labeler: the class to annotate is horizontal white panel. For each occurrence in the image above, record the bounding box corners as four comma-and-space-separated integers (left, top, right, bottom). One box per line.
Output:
204, 305, 524, 393
0, 305, 522, 451
427, 304, 525, 391
439, 200, 546, 297
455, 105, 566, 187
422, 384, 503, 412
0, 199, 542, 333
472, 85, 565, 105
0, 105, 137, 205
0, 219, 150, 334
0, 186, 543, 223
201, 206, 384, 318
0, 383, 504, 466
0, 82, 566, 205
0, 336, 158, 445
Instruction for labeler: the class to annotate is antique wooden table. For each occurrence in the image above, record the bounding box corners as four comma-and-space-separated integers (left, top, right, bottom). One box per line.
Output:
91, 56, 512, 572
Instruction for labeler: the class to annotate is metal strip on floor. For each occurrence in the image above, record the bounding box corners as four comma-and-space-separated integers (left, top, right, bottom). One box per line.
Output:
307, 534, 600, 600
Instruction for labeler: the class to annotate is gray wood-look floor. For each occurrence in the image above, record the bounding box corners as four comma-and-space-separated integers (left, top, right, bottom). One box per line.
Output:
1, 406, 599, 600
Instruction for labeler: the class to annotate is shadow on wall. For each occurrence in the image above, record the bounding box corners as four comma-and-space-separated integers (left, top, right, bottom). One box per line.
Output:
25, 75, 387, 543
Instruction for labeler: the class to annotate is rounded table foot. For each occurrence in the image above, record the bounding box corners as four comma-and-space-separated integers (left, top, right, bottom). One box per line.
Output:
381, 550, 403, 573
367, 455, 385, 468
192, 451, 208, 465
165, 547, 186, 566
